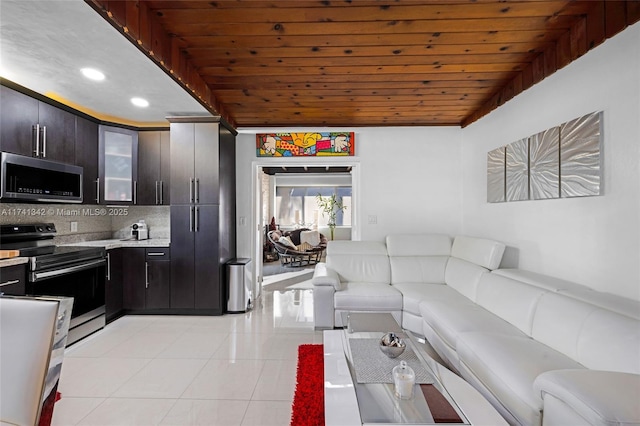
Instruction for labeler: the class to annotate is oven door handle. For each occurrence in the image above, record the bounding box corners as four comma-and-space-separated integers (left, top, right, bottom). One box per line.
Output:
31, 258, 106, 282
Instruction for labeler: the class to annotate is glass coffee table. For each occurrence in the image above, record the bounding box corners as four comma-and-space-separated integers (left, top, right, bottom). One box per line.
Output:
323, 312, 507, 426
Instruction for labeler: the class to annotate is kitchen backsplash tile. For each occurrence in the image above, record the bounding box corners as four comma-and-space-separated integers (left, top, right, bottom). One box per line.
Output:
111, 205, 170, 240
0, 203, 170, 241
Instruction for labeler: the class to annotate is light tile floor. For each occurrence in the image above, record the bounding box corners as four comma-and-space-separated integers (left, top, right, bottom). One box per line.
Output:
52, 289, 321, 426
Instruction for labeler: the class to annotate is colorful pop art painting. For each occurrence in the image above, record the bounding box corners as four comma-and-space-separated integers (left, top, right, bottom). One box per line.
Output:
256, 132, 355, 157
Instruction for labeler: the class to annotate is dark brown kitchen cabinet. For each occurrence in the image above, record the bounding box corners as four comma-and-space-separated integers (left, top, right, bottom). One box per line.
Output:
122, 247, 170, 311
36, 101, 76, 163
0, 84, 76, 163
99, 125, 138, 205
75, 117, 100, 204
123, 248, 146, 310
0, 264, 27, 296
169, 123, 219, 206
170, 204, 220, 310
105, 248, 123, 322
0, 85, 39, 156
145, 248, 171, 309
137, 130, 170, 205
168, 117, 236, 314
168, 205, 195, 308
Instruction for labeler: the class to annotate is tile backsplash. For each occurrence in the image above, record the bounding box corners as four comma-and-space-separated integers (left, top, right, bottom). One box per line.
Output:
0, 203, 170, 243
111, 206, 170, 240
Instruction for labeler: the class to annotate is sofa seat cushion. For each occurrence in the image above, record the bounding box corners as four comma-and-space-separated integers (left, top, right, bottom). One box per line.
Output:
393, 282, 458, 316
457, 332, 584, 426
419, 297, 525, 351
334, 283, 403, 311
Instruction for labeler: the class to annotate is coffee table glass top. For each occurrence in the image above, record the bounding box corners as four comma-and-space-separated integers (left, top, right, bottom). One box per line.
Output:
339, 312, 468, 425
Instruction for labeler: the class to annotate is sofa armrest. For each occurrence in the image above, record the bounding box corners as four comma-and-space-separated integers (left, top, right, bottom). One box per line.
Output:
312, 263, 344, 290
312, 263, 339, 330
534, 369, 640, 426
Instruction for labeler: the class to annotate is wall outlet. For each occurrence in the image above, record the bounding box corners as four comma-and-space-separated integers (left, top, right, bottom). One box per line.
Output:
70, 221, 78, 232
239, 216, 246, 226
368, 215, 377, 225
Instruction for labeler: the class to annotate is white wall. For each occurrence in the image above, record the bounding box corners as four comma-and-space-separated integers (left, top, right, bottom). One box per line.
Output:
354, 127, 463, 241
235, 126, 464, 258
235, 23, 639, 302
461, 23, 640, 301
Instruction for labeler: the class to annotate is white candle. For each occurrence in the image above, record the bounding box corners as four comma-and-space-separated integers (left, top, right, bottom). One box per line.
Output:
394, 373, 414, 399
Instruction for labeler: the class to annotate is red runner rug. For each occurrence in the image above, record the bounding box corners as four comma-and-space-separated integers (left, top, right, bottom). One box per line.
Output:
291, 344, 325, 426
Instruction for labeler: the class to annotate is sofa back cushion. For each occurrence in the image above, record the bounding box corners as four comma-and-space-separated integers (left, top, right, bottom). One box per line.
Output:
444, 257, 488, 301
476, 273, 548, 335
326, 241, 390, 284
492, 268, 587, 292
578, 309, 640, 374
532, 292, 640, 374
450, 236, 506, 270
559, 287, 640, 320
386, 234, 451, 284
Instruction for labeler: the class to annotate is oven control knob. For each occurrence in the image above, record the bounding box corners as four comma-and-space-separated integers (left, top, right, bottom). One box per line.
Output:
46, 225, 54, 232
37, 226, 44, 232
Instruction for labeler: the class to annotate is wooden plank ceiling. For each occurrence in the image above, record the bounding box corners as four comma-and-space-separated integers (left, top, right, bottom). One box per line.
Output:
87, 0, 639, 129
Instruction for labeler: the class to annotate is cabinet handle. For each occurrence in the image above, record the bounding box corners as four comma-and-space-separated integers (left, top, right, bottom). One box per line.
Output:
145, 262, 149, 288
195, 178, 200, 203
189, 178, 194, 203
160, 181, 164, 205
106, 252, 111, 281
41, 126, 47, 158
147, 252, 165, 256
195, 206, 199, 232
95, 178, 100, 204
155, 181, 159, 205
189, 206, 194, 232
0, 280, 20, 287
33, 124, 40, 157
133, 181, 137, 204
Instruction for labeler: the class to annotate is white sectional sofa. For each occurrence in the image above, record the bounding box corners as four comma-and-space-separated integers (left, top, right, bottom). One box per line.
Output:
312, 234, 640, 426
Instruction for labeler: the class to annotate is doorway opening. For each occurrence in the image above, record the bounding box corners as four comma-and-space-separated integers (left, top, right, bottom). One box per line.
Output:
251, 161, 360, 299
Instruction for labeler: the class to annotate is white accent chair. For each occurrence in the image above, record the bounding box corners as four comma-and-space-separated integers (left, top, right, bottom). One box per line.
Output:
0, 296, 70, 426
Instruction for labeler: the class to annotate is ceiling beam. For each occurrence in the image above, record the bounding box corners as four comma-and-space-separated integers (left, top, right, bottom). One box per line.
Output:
85, 0, 236, 128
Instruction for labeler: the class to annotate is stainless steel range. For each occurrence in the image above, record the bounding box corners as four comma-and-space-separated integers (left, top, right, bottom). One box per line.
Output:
0, 223, 106, 345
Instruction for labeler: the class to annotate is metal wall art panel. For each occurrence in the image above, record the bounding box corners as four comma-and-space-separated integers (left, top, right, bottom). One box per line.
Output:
529, 127, 560, 200
506, 138, 529, 201
560, 112, 602, 197
487, 147, 506, 203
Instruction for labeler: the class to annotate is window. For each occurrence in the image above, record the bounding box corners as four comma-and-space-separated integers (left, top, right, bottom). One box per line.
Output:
275, 186, 351, 227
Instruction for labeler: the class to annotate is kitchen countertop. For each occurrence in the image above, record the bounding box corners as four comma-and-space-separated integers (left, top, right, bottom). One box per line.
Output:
0, 257, 29, 268
0, 239, 170, 268
64, 239, 171, 250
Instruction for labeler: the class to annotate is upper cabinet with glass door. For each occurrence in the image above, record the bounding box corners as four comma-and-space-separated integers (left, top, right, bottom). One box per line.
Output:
98, 125, 138, 204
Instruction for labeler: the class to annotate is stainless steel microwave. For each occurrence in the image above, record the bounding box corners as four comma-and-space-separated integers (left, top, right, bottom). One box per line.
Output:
1, 152, 83, 203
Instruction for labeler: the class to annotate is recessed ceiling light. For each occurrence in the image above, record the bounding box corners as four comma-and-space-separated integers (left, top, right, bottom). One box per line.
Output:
131, 97, 149, 108
80, 68, 105, 81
